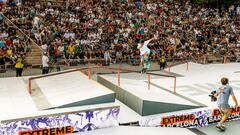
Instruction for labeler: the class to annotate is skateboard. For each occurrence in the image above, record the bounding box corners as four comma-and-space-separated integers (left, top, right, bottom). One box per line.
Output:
141, 68, 147, 74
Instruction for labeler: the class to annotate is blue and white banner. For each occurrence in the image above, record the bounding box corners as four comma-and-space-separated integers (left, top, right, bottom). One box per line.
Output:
0, 107, 120, 135
139, 107, 240, 128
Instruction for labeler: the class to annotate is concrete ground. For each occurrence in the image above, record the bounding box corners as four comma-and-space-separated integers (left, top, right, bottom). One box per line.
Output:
195, 120, 240, 135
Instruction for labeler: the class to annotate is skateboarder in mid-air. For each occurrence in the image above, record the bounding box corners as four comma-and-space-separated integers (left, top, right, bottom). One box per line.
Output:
137, 32, 158, 73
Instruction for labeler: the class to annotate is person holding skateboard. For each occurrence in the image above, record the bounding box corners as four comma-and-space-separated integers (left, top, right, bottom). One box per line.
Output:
214, 77, 238, 131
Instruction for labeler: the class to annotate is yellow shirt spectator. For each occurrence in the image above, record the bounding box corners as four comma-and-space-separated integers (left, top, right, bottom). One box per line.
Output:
160, 56, 166, 63
15, 57, 24, 68
68, 45, 75, 53
6, 48, 12, 56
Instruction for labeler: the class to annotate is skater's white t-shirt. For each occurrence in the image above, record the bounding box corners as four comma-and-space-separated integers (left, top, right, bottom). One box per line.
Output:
140, 39, 151, 56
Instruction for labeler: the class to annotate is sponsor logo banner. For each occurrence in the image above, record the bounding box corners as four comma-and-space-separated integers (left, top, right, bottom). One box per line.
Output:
140, 107, 240, 127
0, 107, 120, 135
18, 126, 74, 135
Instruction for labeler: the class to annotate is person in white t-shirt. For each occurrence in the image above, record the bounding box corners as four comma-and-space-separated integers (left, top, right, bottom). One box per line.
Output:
41, 44, 47, 52
42, 52, 49, 74
58, 44, 64, 58
104, 50, 112, 65
137, 32, 158, 67
33, 16, 40, 30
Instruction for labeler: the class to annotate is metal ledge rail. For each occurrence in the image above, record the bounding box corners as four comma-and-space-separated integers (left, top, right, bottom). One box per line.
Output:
28, 65, 177, 94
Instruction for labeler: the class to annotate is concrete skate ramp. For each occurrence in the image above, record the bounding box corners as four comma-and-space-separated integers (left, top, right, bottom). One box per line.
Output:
0, 77, 37, 120
152, 62, 240, 108
98, 72, 202, 116
34, 70, 115, 109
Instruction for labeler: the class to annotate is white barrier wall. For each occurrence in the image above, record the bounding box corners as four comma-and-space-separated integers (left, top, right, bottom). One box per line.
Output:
139, 107, 240, 128
0, 106, 120, 135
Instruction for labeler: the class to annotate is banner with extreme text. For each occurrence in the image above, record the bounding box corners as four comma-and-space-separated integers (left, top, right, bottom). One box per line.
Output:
139, 107, 240, 127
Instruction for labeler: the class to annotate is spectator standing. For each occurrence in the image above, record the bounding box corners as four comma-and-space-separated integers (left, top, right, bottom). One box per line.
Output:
159, 55, 166, 70
42, 52, 49, 74
15, 54, 24, 77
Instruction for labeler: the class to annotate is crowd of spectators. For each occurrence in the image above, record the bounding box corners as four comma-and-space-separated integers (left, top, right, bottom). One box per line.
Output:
0, 13, 31, 70
2, 0, 240, 66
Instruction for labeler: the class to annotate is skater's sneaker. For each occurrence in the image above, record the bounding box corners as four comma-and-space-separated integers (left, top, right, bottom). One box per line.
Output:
216, 124, 222, 129
216, 124, 225, 131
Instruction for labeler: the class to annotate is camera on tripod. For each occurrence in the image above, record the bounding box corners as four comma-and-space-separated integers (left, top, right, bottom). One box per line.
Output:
209, 91, 217, 102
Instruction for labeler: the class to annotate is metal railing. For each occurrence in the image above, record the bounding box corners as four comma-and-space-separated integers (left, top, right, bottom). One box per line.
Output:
28, 65, 177, 94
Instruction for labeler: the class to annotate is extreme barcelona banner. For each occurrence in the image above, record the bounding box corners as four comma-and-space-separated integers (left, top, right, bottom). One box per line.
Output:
139, 107, 240, 127
0, 107, 120, 135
